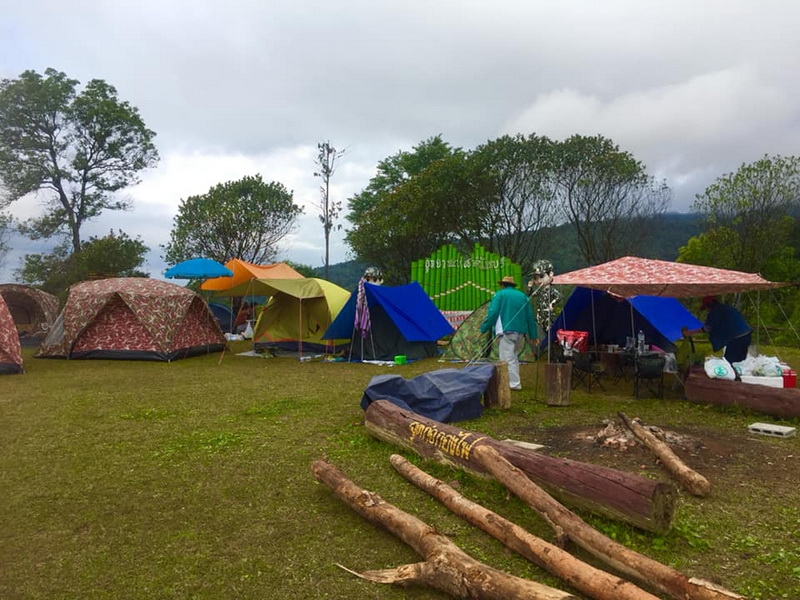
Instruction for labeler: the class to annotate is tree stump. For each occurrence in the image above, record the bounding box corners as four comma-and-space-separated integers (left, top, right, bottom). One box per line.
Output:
484, 361, 511, 408
545, 362, 572, 406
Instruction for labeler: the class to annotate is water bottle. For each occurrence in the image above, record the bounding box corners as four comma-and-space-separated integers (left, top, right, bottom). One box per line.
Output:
637, 330, 645, 354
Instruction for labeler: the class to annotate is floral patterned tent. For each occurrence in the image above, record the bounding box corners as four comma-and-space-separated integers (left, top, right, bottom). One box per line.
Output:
552, 256, 785, 298
37, 278, 225, 361
0, 293, 23, 374
0, 283, 59, 338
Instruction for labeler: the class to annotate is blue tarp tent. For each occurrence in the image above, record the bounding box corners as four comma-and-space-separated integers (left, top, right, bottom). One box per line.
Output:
323, 281, 454, 361
545, 287, 703, 353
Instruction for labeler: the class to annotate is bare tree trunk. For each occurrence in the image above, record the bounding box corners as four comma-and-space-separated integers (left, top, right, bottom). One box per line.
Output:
472, 445, 744, 600
364, 399, 677, 533
311, 459, 576, 599
618, 412, 711, 497
389, 454, 661, 600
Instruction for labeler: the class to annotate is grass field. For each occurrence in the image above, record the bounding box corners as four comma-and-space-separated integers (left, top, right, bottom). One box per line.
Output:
2, 341, 800, 599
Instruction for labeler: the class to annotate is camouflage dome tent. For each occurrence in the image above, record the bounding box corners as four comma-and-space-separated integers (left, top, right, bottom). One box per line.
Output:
443, 300, 538, 363
0, 284, 59, 342
0, 293, 23, 374
37, 278, 226, 361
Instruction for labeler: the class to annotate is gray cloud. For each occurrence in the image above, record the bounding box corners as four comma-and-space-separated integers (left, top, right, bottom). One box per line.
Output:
2, 0, 799, 281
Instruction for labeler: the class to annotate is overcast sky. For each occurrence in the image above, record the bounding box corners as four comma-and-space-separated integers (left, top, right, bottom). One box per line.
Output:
2, 1, 799, 281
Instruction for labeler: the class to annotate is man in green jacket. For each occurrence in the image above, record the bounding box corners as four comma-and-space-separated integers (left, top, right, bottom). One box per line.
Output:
480, 275, 539, 390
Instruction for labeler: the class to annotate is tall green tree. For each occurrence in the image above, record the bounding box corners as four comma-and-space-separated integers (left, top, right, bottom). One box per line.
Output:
346, 135, 457, 228
0, 68, 159, 254
680, 155, 800, 345
164, 174, 302, 265
551, 134, 670, 265
18, 229, 149, 296
471, 134, 559, 272
690, 154, 800, 274
314, 141, 346, 280
346, 152, 484, 283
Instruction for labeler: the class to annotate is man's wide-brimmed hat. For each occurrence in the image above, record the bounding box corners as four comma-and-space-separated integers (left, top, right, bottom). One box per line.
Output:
499, 275, 517, 286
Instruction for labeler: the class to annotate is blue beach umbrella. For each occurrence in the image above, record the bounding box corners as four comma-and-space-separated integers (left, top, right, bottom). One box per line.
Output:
164, 258, 233, 280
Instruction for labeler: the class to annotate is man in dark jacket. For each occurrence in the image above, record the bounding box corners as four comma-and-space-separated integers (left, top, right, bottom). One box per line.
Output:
683, 295, 752, 376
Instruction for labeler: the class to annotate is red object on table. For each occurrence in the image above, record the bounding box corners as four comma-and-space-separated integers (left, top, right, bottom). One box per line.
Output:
556, 330, 589, 353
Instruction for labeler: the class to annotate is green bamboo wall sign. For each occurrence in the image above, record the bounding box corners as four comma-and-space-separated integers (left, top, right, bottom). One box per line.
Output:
411, 243, 522, 311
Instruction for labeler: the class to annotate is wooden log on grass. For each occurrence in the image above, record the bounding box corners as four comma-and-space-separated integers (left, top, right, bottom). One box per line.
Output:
389, 454, 661, 600
618, 412, 711, 497
472, 445, 744, 600
311, 459, 576, 600
684, 366, 800, 419
364, 399, 677, 534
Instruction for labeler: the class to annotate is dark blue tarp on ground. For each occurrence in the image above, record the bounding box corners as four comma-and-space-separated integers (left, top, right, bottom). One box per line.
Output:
324, 281, 454, 360
545, 287, 703, 353
360, 364, 494, 423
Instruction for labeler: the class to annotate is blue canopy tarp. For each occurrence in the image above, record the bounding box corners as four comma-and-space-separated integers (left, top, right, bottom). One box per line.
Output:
545, 287, 703, 353
360, 364, 493, 423
324, 281, 454, 360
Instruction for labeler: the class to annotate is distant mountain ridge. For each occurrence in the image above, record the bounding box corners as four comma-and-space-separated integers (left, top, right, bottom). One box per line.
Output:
315, 212, 704, 288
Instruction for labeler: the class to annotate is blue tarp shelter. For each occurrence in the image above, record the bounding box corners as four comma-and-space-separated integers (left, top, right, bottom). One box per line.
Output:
545, 286, 703, 353
323, 281, 454, 361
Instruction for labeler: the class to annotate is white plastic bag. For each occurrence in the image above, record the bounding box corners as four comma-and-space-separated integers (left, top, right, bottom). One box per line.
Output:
704, 357, 736, 380
243, 321, 254, 340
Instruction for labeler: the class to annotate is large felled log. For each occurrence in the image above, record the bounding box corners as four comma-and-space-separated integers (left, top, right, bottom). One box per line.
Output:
389, 454, 661, 600
364, 399, 677, 533
618, 412, 711, 497
311, 459, 576, 600
472, 445, 744, 600
684, 366, 800, 419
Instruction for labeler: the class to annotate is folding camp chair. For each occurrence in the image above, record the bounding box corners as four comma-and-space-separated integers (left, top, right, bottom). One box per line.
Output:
571, 351, 606, 392
633, 354, 666, 399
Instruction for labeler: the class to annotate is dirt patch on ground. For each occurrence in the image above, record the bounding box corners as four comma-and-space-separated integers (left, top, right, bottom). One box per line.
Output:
508, 420, 799, 488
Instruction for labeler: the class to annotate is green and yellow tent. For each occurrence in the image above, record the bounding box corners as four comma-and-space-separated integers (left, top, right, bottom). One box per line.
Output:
216, 278, 350, 355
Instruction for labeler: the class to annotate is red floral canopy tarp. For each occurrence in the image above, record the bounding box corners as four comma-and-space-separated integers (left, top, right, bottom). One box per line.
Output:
552, 256, 786, 298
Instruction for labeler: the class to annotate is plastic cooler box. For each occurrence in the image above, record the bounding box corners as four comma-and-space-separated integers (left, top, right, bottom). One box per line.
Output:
783, 369, 797, 388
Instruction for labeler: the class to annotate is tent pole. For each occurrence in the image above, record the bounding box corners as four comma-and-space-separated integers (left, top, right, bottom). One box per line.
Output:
756, 291, 760, 351
590, 290, 597, 349
630, 302, 635, 346
298, 299, 303, 359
